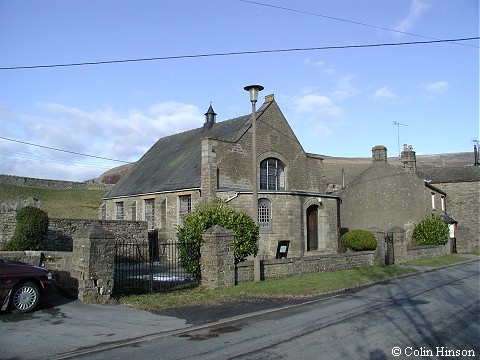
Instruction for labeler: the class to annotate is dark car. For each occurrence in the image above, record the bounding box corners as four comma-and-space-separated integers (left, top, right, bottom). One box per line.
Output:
0, 260, 53, 314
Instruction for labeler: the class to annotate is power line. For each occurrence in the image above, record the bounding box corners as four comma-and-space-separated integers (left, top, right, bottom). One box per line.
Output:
0, 136, 131, 163
238, 0, 479, 48
0, 37, 477, 71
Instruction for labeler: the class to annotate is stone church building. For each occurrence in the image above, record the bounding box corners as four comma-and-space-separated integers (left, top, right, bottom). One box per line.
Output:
101, 94, 341, 259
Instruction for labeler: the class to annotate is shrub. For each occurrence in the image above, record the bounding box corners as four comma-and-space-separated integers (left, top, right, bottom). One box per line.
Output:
177, 198, 259, 277
340, 230, 377, 251
412, 215, 449, 246
3, 206, 49, 251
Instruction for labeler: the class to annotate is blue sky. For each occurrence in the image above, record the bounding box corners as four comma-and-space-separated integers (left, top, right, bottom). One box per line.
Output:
0, 0, 478, 181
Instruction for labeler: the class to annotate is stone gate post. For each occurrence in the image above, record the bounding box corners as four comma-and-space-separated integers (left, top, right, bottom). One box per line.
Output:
201, 225, 235, 289
73, 224, 115, 303
367, 226, 386, 265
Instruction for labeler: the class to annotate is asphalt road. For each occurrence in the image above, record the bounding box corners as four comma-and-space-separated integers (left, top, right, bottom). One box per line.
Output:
1, 259, 479, 360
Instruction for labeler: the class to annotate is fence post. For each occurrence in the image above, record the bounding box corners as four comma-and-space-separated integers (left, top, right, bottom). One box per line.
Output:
73, 224, 115, 303
200, 225, 235, 289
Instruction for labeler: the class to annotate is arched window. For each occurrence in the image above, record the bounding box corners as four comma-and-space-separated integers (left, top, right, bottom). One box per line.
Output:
258, 199, 271, 229
260, 158, 285, 190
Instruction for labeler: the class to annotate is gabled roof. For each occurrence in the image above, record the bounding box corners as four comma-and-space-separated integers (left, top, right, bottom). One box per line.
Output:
104, 102, 270, 199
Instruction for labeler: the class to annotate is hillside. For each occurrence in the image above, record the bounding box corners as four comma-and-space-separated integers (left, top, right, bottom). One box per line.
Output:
0, 184, 107, 219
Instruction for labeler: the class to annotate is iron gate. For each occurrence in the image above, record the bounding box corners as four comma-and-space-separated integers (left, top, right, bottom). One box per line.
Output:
113, 231, 199, 296
385, 232, 394, 265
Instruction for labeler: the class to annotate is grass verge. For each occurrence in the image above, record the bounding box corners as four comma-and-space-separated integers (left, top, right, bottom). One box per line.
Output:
402, 254, 471, 267
120, 265, 416, 311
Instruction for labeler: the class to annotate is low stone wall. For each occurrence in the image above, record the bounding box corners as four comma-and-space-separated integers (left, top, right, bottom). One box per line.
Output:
1, 224, 116, 302
236, 251, 375, 285
404, 243, 450, 263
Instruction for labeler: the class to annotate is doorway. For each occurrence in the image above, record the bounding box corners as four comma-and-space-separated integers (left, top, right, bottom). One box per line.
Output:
307, 205, 318, 251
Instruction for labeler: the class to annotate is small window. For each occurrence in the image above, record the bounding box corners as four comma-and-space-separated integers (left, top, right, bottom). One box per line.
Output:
130, 202, 137, 221
145, 199, 155, 229
431, 193, 436, 209
441, 196, 446, 211
178, 195, 192, 226
258, 199, 271, 229
260, 158, 285, 190
115, 202, 124, 220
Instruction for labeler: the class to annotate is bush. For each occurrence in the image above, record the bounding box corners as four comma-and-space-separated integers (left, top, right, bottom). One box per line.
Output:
3, 206, 49, 251
177, 198, 259, 277
340, 230, 377, 251
412, 215, 449, 246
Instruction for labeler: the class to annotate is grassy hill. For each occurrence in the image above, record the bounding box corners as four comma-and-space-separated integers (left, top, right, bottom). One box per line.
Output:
0, 184, 107, 219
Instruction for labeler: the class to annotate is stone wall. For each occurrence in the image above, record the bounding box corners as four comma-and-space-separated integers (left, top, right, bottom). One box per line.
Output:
0, 174, 112, 190
404, 244, 450, 263
0, 197, 42, 248
46, 218, 148, 251
1, 224, 117, 302
434, 181, 479, 253
236, 251, 375, 284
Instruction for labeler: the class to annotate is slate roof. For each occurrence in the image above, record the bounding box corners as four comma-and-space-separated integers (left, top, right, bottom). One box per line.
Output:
418, 166, 480, 184
104, 103, 270, 199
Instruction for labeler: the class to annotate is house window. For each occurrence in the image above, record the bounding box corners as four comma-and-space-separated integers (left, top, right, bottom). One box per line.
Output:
115, 202, 124, 220
131, 202, 137, 221
145, 199, 155, 229
258, 199, 271, 229
178, 195, 192, 226
260, 158, 285, 190
441, 196, 446, 211
431, 193, 436, 209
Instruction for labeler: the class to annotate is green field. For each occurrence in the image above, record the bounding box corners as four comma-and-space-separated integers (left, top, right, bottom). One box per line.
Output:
0, 184, 107, 219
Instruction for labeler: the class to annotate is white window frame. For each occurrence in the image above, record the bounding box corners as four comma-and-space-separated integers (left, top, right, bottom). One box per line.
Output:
441, 195, 446, 211
145, 198, 155, 229
431, 192, 436, 209
260, 158, 285, 190
178, 195, 192, 227
115, 201, 124, 220
258, 198, 271, 229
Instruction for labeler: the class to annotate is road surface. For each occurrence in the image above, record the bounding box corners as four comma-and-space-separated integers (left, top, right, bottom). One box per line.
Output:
54, 261, 479, 360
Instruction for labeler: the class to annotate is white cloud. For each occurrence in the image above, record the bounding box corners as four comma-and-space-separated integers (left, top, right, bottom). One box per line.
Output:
393, 0, 430, 34
373, 86, 399, 100
0, 101, 204, 181
294, 93, 343, 118
421, 81, 449, 96
332, 76, 358, 99
303, 57, 325, 68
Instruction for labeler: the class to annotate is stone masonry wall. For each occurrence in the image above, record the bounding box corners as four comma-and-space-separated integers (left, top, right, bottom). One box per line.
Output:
435, 181, 479, 253
46, 218, 148, 251
0, 174, 112, 190
236, 251, 375, 284
0, 197, 42, 248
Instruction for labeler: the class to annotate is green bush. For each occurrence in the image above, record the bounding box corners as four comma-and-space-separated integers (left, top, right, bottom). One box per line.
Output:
412, 215, 449, 246
3, 206, 49, 251
340, 230, 377, 251
177, 198, 259, 277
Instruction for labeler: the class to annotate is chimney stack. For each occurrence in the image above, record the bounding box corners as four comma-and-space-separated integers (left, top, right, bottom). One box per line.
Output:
401, 144, 417, 174
372, 145, 387, 162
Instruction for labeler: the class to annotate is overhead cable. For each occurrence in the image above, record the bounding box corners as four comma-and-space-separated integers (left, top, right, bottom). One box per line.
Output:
0, 136, 131, 163
0, 37, 477, 71
238, 0, 478, 47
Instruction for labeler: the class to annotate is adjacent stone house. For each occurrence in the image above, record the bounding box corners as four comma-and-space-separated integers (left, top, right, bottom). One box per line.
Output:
101, 95, 341, 259
418, 165, 480, 253
339, 145, 452, 242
